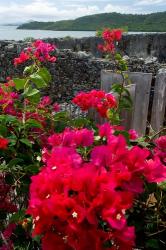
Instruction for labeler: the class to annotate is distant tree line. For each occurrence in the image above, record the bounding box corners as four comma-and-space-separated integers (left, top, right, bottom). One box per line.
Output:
18, 11, 166, 32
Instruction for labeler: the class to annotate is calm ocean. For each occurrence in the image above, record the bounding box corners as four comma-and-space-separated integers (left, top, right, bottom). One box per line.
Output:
0, 25, 161, 40
0, 25, 96, 40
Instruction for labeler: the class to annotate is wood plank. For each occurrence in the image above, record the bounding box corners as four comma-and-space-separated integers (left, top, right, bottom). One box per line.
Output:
101, 70, 152, 135
151, 69, 166, 132
121, 84, 136, 130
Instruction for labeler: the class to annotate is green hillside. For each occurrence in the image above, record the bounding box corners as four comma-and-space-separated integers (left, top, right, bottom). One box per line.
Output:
17, 11, 166, 32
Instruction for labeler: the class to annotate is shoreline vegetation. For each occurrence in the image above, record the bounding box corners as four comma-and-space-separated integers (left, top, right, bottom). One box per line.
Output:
17, 11, 166, 32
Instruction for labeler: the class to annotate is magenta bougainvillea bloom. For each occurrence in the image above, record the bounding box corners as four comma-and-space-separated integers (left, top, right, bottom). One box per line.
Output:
27, 126, 166, 250
14, 40, 56, 66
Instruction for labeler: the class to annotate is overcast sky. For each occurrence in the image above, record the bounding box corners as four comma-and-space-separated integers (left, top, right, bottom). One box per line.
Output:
0, 0, 166, 23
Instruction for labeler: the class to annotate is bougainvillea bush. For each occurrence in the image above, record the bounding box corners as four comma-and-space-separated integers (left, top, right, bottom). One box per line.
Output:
0, 30, 166, 250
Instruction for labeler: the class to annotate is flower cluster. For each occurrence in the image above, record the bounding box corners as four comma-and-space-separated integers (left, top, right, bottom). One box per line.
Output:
98, 29, 123, 54
0, 174, 17, 214
27, 123, 166, 250
72, 90, 117, 118
154, 135, 166, 164
0, 83, 19, 115
0, 223, 16, 250
14, 40, 56, 66
0, 80, 60, 146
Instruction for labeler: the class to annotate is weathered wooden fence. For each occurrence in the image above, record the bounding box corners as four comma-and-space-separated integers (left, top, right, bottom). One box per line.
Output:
101, 70, 166, 136
61, 69, 166, 136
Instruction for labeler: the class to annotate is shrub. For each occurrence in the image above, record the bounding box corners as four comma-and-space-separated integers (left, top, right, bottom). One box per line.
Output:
0, 31, 165, 250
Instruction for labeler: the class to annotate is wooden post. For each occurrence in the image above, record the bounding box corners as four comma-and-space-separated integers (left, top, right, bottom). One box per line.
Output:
101, 70, 152, 135
151, 69, 166, 132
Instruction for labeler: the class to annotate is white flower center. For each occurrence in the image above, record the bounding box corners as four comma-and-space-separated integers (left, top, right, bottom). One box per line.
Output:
35, 216, 40, 221
116, 214, 122, 220
72, 211, 78, 218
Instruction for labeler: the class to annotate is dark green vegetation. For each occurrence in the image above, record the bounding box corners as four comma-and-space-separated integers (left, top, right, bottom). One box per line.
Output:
17, 11, 166, 32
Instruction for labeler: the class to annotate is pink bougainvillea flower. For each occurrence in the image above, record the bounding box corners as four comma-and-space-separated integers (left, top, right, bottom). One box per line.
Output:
14, 40, 57, 66
155, 135, 166, 150
144, 157, 166, 183
154, 135, 166, 163
98, 122, 114, 138
53, 103, 60, 112
128, 129, 138, 140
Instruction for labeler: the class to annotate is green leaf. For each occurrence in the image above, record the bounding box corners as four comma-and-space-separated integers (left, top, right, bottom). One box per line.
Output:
29, 92, 40, 103
5, 174, 14, 185
115, 53, 122, 60
146, 239, 159, 249
146, 183, 157, 193
13, 78, 27, 90
70, 117, 91, 128
23, 65, 34, 75
20, 138, 32, 148
26, 88, 40, 97
0, 114, 19, 124
111, 83, 122, 94
10, 209, 26, 223
37, 67, 52, 83
25, 119, 42, 129
53, 111, 69, 121
8, 158, 24, 168
25, 164, 40, 174
30, 73, 47, 88
8, 134, 17, 146
158, 181, 166, 191
0, 125, 7, 136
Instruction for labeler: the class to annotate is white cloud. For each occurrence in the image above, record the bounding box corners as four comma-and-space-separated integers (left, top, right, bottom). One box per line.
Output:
0, 0, 99, 23
104, 3, 139, 14
0, 0, 165, 23
135, 0, 165, 6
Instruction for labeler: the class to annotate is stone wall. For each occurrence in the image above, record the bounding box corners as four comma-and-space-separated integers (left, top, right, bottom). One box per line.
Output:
45, 33, 166, 62
0, 37, 166, 102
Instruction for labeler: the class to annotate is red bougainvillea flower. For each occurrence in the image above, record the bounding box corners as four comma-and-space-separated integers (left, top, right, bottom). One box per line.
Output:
0, 137, 9, 149
102, 29, 123, 42
72, 90, 117, 118
14, 51, 30, 66
113, 29, 123, 41
98, 28, 123, 54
